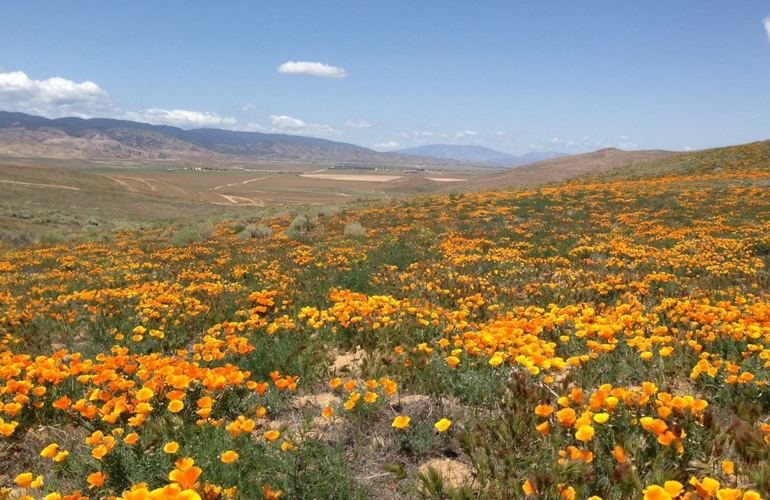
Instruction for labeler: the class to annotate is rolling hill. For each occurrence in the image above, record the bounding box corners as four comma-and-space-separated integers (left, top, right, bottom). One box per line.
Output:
589, 139, 770, 180
463, 147, 677, 189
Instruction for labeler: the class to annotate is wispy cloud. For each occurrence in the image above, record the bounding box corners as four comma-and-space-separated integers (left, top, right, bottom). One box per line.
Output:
269, 114, 339, 136
242, 122, 265, 131
277, 61, 347, 78
345, 119, 371, 128
764, 17, 770, 43
125, 108, 237, 128
545, 135, 643, 151
0, 69, 115, 117
454, 129, 478, 140
396, 129, 484, 144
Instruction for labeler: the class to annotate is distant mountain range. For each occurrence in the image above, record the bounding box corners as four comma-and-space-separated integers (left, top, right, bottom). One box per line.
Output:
0, 112, 575, 168
395, 144, 567, 166
0, 112, 464, 166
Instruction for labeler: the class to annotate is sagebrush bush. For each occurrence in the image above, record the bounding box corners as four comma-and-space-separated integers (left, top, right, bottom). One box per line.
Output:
254, 225, 273, 237
237, 224, 273, 239
344, 222, 366, 238
38, 230, 66, 244
286, 214, 316, 240
313, 205, 340, 218
0, 230, 35, 247
172, 222, 213, 244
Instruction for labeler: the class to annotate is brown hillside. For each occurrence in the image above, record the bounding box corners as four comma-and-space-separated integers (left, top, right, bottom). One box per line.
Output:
463, 148, 677, 189
0, 127, 224, 160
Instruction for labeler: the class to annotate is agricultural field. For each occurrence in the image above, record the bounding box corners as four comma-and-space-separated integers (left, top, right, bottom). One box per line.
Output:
1, 141, 770, 499
0, 157, 484, 244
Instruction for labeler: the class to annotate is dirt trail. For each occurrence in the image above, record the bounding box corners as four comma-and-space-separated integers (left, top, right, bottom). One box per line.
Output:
132, 178, 157, 191
104, 175, 138, 192
0, 179, 80, 190
217, 193, 264, 206
104, 175, 188, 197
210, 177, 267, 191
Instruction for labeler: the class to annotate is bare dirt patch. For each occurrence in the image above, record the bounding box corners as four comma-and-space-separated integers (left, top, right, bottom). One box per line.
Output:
426, 177, 467, 182
300, 174, 402, 182
292, 392, 341, 409
331, 348, 366, 374
418, 458, 474, 490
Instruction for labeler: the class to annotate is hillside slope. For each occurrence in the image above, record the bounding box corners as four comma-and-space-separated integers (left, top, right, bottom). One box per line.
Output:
2, 145, 770, 497
464, 147, 676, 189
590, 139, 770, 180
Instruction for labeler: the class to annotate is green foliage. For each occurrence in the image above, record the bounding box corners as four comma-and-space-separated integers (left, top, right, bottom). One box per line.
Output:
285, 214, 317, 240
237, 224, 273, 240
172, 223, 213, 244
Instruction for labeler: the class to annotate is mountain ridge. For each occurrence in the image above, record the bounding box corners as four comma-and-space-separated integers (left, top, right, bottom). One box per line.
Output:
395, 143, 567, 166
0, 111, 466, 165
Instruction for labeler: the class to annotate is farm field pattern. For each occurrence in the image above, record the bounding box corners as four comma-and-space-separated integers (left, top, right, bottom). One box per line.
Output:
2, 143, 770, 499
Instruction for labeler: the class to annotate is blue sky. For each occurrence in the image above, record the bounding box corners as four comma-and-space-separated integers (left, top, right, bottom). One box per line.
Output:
1, 1, 769, 154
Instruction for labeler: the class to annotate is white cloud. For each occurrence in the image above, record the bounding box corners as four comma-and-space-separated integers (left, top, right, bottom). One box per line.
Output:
0, 69, 239, 129
242, 122, 265, 131
372, 141, 399, 150
0, 67, 353, 137
413, 131, 448, 138
270, 114, 305, 129
536, 135, 642, 152
277, 61, 347, 78
241, 102, 257, 112
345, 119, 371, 128
764, 17, 770, 42
454, 129, 478, 140
396, 129, 473, 143
0, 69, 115, 117
124, 108, 237, 128
269, 114, 339, 136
